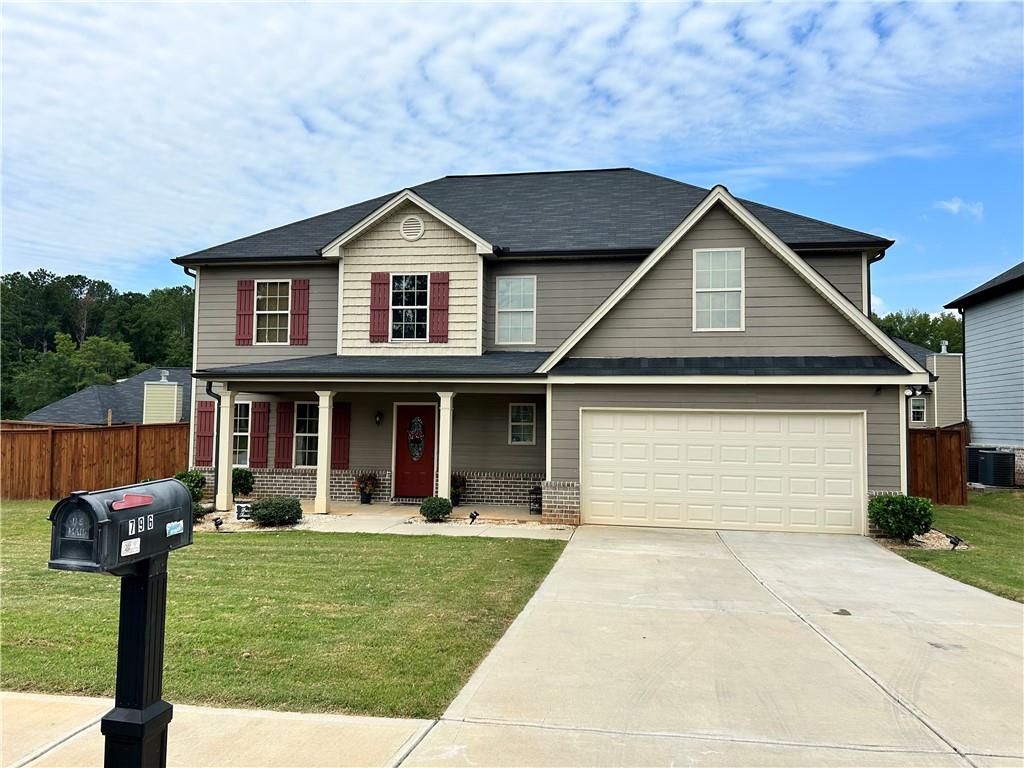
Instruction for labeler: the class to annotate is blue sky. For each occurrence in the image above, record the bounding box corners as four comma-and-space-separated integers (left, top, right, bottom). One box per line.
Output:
2, 2, 1021, 314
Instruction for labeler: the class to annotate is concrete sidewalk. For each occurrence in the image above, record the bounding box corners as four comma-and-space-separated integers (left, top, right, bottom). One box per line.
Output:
1, 692, 433, 768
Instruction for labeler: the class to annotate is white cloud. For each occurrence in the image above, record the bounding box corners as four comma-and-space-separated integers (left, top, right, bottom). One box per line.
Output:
871, 294, 886, 314
934, 197, 984, 219
1, 2, 1020, 286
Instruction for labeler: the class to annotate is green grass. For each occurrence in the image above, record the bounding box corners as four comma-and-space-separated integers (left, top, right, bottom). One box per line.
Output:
896, 490, 1024, 602
0, 500, 564, 718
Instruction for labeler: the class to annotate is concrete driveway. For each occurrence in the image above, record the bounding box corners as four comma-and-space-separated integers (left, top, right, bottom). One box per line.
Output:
407, 527, 1024, 767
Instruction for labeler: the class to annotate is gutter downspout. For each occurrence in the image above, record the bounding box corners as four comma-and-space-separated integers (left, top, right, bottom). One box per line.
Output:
958, 307, 967, 428
205, 380, 220, 505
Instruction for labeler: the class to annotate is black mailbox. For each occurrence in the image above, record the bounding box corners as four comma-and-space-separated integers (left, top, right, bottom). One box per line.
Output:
49, 479, 193, 575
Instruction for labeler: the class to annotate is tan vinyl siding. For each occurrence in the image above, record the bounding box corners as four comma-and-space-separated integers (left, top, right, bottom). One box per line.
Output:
451, 393, 545, 472
571, 204, 881, 358
195, 264, 338, 369
142, 382, 183, 424
482, 259, 640, 352
550, 384, 901, 492
930, 354, 965, 427
340, 203, 480, 355
802, 253, 865, 312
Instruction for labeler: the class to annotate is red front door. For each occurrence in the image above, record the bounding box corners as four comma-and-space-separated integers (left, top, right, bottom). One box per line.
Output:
394, 404, 436, 497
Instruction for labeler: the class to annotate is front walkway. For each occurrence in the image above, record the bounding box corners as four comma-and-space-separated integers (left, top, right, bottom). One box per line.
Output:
1, 692, 432, 768
406, 526, 1024, 766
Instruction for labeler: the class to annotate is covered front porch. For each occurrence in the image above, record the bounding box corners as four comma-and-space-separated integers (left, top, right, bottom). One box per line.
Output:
205, 381, 547, 515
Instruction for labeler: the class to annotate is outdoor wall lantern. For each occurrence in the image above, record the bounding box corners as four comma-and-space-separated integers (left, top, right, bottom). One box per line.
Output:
904, 386, 927, 397
375, 410, 384, 426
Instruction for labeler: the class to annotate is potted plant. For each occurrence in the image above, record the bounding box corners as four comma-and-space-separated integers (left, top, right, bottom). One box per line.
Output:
232, 468, 255, 519
450, 473, 467, 507
355, 472, 378, 504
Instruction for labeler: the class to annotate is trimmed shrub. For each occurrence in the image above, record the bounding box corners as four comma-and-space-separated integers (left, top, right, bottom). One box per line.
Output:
250, 496, 303, 527
868, 494, 933, 541
420, 496, 453, 523
232, 467, 255, 497
174, 470, 206, 504
192, 502, 207, 523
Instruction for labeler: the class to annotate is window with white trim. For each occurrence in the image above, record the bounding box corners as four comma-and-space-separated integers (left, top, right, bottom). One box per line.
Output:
496, 275, 536, 344
255, 280, 290, 344
693, 249, 743, 331
294, 402, 319, 467
232, 403, 250, 467
508, 403, 536, 445
910, 397, 926, 424
391, 274, 428, 340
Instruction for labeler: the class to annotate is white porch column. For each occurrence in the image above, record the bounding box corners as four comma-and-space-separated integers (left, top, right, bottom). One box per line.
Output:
314, 390, 335, 514
436, 392, 455, 499
215, 387, 235, 512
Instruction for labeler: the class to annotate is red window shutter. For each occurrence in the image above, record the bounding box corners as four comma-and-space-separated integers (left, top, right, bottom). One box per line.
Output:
370, 272, 389, 342
428, 272, 449, 343
249, 402, 270, 468
236, 280, 254, 346
290, 279, 309, 345
194, 401, 215, 466
274, 402, 294, 469
331, 402, 352, 470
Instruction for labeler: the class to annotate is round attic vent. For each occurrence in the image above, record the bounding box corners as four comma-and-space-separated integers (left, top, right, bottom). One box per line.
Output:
399, 215, 424, 241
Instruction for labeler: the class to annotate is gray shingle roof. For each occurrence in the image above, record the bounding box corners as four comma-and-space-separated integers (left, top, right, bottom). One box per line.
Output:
197, 352, 549, 379
945, 260, 1024, 309
174, 169, 892, 265
23, 368, 193, 425
551, 356, 909, 376
893, 339, 934, 369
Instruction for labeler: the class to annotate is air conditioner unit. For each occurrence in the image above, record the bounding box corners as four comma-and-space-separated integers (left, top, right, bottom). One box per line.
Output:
977, 450, 1015, 487
966, 447, 981, 484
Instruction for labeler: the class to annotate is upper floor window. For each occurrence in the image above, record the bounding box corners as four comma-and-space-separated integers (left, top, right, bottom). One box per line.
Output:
693, 249, 744, 331
255, 280, 290, 344
910, 397, 926, 423
294, 402, 318, 467
496, 275, 536, 345
391, 274, 428, 341
232, 403, 250, 467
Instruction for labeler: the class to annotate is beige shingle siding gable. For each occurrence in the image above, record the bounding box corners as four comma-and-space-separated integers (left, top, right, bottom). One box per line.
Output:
930, 354, 965, 427
570, 204, 881, 358
143, 381, 183, 424
340, 203, 480, 355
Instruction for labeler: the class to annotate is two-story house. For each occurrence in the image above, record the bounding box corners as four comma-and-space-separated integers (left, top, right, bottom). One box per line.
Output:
175, 169, 928, 534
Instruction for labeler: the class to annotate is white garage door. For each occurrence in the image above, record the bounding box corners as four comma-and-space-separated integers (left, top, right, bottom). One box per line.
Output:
581, 410, 866, 534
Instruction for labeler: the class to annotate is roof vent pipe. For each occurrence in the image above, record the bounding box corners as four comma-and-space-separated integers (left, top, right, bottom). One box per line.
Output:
940, 340, 949, 354
160, 369, 170, 382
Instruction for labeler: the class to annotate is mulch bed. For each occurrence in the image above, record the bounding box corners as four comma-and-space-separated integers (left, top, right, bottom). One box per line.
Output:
880, 528, 971, 551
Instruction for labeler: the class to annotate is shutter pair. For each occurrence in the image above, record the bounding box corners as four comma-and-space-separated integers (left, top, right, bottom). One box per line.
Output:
235, 280, 309, 345
370, 272, 449, 343
193, 401, 351, 470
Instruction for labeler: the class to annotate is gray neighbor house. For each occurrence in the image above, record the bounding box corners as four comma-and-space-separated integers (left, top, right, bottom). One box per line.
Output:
175, 168, 932, 534
946, 261, 1024, 486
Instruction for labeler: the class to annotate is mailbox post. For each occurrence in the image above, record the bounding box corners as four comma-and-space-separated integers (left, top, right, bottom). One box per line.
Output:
49, 479, 193, 768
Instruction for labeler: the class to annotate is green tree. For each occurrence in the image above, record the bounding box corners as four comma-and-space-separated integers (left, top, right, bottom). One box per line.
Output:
872, 310, 963, 353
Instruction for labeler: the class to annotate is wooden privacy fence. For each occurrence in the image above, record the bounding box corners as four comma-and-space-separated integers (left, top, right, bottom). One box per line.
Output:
1, 422, 189, 500
909, 422, 968, 506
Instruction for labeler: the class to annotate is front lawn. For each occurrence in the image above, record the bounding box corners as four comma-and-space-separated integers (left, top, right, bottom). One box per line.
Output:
0, 500, 564, 718
896, 490, 1024, 602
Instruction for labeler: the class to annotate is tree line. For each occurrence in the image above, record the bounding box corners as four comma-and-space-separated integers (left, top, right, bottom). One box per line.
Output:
1, 270, 193, 419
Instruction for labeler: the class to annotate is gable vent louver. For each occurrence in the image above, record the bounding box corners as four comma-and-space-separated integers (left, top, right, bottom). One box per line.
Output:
399, 215, 425, 242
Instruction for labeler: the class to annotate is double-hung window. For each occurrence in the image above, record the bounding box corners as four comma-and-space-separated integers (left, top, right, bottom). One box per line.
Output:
232, 403, 250, 467
693, 249, 744, 331
910, 397, 927, 424
508, 403, 536, 445
255, 280, 290, 344
496, 275, 536, 345
294, 403, 318, 467
391, 274, 428, 341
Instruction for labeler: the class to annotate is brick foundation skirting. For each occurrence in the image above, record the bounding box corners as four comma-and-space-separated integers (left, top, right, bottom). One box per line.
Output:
541, 480, 580, 525
456, 470, 544, 506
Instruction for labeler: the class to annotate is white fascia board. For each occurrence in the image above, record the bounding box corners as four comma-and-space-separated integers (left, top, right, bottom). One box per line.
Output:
218, 377, 545, 387
321, 189, 492, 257
537, 185, 927, 376
546, 374, 930, 385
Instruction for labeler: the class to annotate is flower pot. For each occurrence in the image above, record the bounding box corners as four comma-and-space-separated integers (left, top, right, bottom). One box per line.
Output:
451, 492, 461, 507
359, 491, 372, 504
